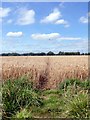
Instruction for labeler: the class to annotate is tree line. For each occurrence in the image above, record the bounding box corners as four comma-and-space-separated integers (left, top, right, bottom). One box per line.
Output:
0, 51, 90, 56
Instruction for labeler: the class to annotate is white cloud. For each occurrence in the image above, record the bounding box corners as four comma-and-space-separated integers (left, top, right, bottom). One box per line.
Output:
79, 16, 88, 23
0, 7, 11, 18
55, 19, 67, 24
40, 8, 61, 23
31, 33, 81, 41
31, 33, 60, 40
6, 32, 23, 37
17, 8, 35, 25
58, 37, 81, 40
40, 8, 69, 27
79, 12, 90, 24
0, 7, 11, 22
55, 19, 69, 27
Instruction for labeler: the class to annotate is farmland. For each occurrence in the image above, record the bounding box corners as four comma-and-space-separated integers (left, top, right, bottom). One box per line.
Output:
1, 56, 90, 119
2, 56, 88, 89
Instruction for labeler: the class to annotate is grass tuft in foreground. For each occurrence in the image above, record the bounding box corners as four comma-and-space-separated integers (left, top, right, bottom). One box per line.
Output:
2, 76, 43, 119
2, 77, 90, 119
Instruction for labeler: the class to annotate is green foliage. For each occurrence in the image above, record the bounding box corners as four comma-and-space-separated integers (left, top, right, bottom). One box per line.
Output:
58, 79, 90, 118
2, 78, 90, 119
13, 108, 32, 119
59, 78, 90, 90
0, 87, 2, 120
43, 89, 61, 95
40, 95, 64, 117
2, 77, 43, 118
81, 80, 90, 89
62, 89, 89, 119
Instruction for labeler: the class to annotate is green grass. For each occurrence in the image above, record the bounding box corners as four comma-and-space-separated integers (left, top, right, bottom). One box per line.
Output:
61, 86, 89, 118
0, 86, 2, 120
13, 108, 32, 119
59, 78, 90, 90
2, 77, 90, 119
2, 76, 43, 119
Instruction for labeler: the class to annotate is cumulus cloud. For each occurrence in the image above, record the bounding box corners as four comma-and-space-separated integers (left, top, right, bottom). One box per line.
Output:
6, 32, 23, 37
0, 7, 11, 18
79, 16, 88, 23
31, 33, 81, 40
31, 33, 60, 40
55, 19, 67, 24
55, 19, 69, 27
40, 8, 61, 23
17, 8, 35, 25
79, 12, 90, 24
40, 8, 69, 27
0, 7, 11, 22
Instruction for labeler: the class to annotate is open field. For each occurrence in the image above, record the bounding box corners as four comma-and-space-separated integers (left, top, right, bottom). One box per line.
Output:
1, 56, 89, 89
2, 74, 90, 119
1, 56, 90, 119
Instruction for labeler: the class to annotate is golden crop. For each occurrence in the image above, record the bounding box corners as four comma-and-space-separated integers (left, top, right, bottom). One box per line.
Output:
1, 56, 89, 89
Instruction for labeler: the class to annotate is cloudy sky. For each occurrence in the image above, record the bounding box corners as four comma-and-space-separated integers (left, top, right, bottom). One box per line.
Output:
1, 2, 88, 53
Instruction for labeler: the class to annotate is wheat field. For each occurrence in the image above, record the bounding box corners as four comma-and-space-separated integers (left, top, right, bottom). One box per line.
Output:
1, 56, 89, 89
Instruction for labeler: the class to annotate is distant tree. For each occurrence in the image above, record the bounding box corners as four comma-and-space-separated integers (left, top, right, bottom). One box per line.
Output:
39, 52, 46, 56
84, 53, 88, 55
64, 52, 70, 55
58, 51, 65, 55
11, 53, 20, 56
81, 53, 85, 55
1, 51, 89, 56
1, 53, 8, 56
47, 51, 55, 56
1, 53, 20, 56
88, 52, 90, 55
75, 52, 80, 55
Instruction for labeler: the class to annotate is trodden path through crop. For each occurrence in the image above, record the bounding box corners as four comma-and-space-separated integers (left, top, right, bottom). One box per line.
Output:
1, 56, 89, 89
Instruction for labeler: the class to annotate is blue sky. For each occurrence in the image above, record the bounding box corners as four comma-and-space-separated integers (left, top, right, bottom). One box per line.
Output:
1, 2, 88, 53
